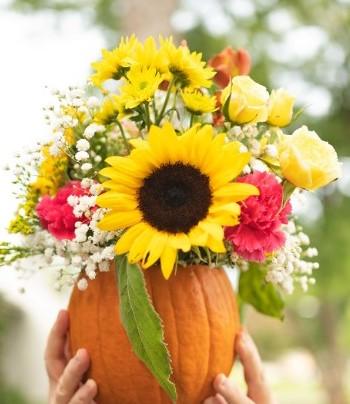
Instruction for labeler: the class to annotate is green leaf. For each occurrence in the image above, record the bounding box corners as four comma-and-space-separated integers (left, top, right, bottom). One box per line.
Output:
282, 180, 296, 208
239, 263, 285, 320
116, 255, 177, 402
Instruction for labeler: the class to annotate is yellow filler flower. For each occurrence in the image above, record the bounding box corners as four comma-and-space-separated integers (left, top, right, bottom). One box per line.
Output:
160, 37, 215, 89
120, 65, 163, 109
181, 89, 217, 114
90, 35, 139, 86
97, 123, 258, 278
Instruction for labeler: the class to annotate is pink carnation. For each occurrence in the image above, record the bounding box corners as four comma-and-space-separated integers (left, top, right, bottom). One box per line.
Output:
36, 181, 89, 240
225, 171, 292, 262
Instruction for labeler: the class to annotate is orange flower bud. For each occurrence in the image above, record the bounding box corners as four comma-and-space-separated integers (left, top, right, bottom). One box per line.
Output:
209, 47, 251, 88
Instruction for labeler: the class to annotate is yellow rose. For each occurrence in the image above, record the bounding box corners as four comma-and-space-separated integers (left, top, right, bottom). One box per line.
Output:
279, 126, 341, 190
267, 88, 295, 127
221, 75, 269, 124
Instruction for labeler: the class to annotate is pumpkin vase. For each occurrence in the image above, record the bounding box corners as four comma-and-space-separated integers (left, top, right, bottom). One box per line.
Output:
68, 264, 240, 404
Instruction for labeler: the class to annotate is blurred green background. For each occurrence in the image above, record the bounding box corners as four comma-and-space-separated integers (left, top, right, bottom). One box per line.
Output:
0, 0, 349, 403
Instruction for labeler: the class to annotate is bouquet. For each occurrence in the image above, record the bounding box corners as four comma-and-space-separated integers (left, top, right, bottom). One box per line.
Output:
1, 36, 341, 404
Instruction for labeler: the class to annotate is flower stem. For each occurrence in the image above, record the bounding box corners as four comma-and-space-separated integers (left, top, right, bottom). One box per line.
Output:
156, 80, 174, 125
115, 120, 131, 153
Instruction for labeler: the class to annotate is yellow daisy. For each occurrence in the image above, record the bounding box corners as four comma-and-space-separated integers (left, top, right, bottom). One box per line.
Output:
97, 123, 259, 279
120, 65, 163, 109
181, 88, 217, 114
94, 95, 124, 125
133, 36, 169, 76
160, 37, 215, 89
90, 35, 139, 86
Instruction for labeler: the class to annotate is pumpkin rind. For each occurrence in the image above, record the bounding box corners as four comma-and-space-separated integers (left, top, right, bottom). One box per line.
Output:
68, 264, 240, 404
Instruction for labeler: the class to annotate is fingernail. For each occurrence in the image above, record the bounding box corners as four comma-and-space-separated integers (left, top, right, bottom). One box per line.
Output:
75, 348, 85, 362
217, 373, 226, 386
86, 379, 96, 390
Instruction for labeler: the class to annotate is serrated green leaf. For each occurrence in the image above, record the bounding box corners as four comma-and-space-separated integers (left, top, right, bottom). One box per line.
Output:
239, 263, 285, 320
116, 255, 177, 402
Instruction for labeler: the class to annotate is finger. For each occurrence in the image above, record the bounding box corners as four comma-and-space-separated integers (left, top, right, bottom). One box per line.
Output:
203, 394, 228, 404
55, 349, 90, 404
236, 331, 266, 387
236, 331, 274, 402
69, 379, 97, 404
45, 310, 70, 381
213, 374, 253, 404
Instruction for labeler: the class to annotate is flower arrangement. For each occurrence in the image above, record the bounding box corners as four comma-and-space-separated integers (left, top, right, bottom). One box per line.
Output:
1, 36, 341, 402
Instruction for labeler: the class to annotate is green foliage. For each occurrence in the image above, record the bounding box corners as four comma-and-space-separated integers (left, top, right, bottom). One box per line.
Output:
0, 297, 28, 404
116, 256, 177, 402
239, 263, 285, 320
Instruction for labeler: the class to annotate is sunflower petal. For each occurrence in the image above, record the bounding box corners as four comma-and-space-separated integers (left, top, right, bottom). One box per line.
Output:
142, 231, 168, 268
160, 246, 177, 279
100, 167, 142, 188
128, 226, 154, 263
98, 210, 142, 231
213, 182, 259, 201
198, 220, 224, 241
207, 236, 226, 253
115, 223, 148, 254
169, 233, 191, 252
96, 191, 137, 209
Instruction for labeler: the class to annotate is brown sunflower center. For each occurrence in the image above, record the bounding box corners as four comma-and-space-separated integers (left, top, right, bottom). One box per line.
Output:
138, 162, 212, 233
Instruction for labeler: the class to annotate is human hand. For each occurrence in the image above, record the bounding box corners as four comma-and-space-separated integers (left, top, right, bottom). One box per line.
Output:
45, 310, 97, 404
204, 330, 276, 404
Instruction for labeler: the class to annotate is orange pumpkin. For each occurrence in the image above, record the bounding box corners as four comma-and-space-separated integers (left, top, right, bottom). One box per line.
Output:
68, 264, 240, 404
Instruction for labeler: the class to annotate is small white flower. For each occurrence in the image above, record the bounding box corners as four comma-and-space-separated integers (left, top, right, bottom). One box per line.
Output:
265, 144, 278, 157
81, 178, 94, 189
81, 163, 93, 172
84, 123, 105, 139
87, 96, 100, 108
67, 195, 79, 207
77, 139, 90, 151
77, 278, 88, 291
75, 151, 89, 161
99, 261, 110, 272
49, 144, 61, 156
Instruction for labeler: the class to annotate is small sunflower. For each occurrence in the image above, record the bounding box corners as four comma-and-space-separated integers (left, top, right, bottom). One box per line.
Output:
133, 36, 169, 76
160, 37, 215, 89
181, 89, 217, 115
94, 95, 124, 125
90, 35, 139, 86
97, 123, 259, 278
120, 65, 163, 109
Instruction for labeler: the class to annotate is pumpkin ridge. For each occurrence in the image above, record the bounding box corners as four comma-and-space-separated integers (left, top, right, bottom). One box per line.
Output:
97, 272, 116, 401
192, 268, 212, 399
217, 270, 237, 327
144, 272, 167, 404
167, 274, 182, 398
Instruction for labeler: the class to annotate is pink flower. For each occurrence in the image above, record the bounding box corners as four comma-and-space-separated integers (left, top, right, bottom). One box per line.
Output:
225, 171, 292, 262
36, 181, 89, 240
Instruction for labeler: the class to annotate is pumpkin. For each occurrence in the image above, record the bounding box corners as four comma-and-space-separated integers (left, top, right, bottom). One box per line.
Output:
68, 264, 240, 404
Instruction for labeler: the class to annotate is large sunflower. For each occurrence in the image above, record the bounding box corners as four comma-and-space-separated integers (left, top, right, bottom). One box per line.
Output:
97, 123, 258, 278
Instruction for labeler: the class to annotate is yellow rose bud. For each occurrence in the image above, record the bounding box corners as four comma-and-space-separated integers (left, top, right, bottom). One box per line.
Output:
279, 126, 341, 190
267, 88, 295, 127
221, 76, 269, 124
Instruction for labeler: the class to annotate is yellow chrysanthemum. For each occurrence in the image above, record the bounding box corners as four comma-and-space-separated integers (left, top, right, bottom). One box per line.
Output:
181, 89, 217, 115
90, 35, 139, 86
97, 123, 258, 279
133, 36, 169, 76
94, 95, 124, 125
160, 37, 215, 89
120, 65, 163, 109
32, 145, 68, 196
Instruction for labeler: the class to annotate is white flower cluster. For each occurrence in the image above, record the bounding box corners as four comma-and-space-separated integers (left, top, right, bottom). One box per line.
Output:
228, 125, 280, 174
265, 220, 318, 294
14, 178, 117, 291
43, 86, 105, 161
